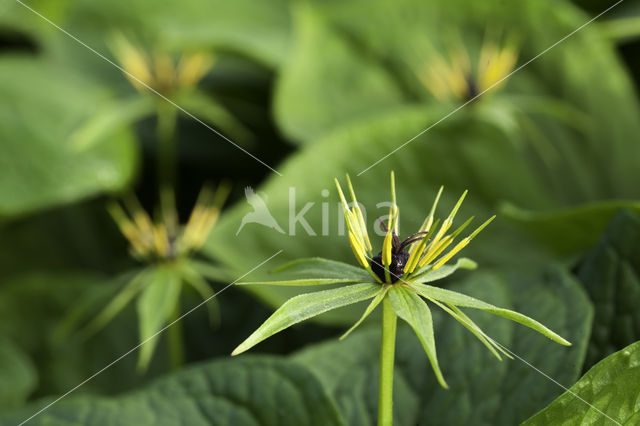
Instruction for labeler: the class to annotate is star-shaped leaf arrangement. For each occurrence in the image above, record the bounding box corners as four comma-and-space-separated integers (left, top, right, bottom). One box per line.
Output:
232, 172, 570, 390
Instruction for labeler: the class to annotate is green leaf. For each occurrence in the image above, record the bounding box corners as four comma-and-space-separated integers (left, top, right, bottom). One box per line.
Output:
0, 337, 37, 409
388, 286, 448, 388
70, 96, 155, 151
0, 56, 138, 218
523, 341, 640, 426
414, 283, 571, 346
274, 2, 404, 142
340, 287, 389, 340
232, 283, 381, 355
575, 210, 640, 370
410, 257, 477, 282
271, 257, 371, 280
501, 200, 640, 256
0, 271, 171, 396
238, 278, 370, 286
82, 268, 151, 337
295, 266, 593, 425
136, 265, 182, 370
0, 356, 346, 426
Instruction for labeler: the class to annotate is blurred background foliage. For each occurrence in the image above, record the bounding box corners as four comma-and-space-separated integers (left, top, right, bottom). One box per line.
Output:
1, 0, 639, 424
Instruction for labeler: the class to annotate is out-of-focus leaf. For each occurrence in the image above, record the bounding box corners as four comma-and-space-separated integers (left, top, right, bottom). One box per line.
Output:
0, 56, 138, 218
576, 210, 640, 370
295, 266, 593, 425
274, 2, 404, 142
136, 265, 182, 369
232, 283, 380, 355
276, 0, 640, 199
501, 200, 640, 256
0, 357, 346, 426
0, 272, 170, 397
205, 105, 555, 323
522, 340, 640, 426
0, 336, 37, 409
388, 286, 448, 388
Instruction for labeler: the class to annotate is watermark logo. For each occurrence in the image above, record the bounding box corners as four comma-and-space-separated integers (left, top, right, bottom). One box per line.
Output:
237, 186, 394, 237
236, 187, 285, 235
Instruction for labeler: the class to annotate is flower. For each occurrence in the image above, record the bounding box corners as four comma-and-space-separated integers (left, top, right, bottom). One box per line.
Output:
75, 184, 230, 370
232, 172, 570, 388
108, 185, 229, 262
335, 172, 494, 285
110, 34, 214, 94
417, 37, 518, 102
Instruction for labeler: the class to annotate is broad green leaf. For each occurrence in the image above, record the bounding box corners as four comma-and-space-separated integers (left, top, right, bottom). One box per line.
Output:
232, 283, 381, 355
296, 267, 593, 425
576, 210, 640, 369
388, 286, 448, 388
136, 265, 182, 370
274, 2, 404, 142
414, 283, 571, 346
291, 0, 640, 199
523, 341, 640, 426
410, 257, 477, 282
501, 200, 640, 256
0, 357, 346, 426
0, 56, 137, 218
70, 96, 155, 151
0, 337, 36, 409
340, 287, 389, 340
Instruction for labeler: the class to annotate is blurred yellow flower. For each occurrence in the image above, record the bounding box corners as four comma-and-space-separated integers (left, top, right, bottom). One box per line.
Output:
110, 34, 214, 94
108, 184, 229, 262
418, 37, 518, 102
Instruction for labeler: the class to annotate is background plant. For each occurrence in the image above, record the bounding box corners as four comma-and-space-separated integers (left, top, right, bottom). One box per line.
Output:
0, 0, 639, 424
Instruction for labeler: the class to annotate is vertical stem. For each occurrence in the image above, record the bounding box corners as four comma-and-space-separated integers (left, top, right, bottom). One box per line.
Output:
167, 306, 184, 370
156, 102, 178, 192
378, 296, 397, 426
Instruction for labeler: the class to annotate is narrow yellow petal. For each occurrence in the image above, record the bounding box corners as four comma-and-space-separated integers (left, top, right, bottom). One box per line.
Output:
348, 231, 369, 268
432, 239, 470, 270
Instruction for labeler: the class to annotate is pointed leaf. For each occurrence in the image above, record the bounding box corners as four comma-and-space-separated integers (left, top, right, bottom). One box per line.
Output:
232, 283, 380, 355
179, 261, 219, 326
340, 287, 389, 340
239, 278, 370, 286
270, 257, 371, 280
410, 257, 477, 282
136, 266, 182, 370
388, 286, 448, 388
82, 269, 150, 337
413, 283, 571, 346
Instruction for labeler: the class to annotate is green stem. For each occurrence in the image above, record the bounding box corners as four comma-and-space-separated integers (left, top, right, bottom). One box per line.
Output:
156, 102, 178, 192
378, 296, 397, 426
167, 307, 184, 370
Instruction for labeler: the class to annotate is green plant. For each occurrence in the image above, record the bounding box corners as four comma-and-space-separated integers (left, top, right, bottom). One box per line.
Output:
232, 172, 571, 425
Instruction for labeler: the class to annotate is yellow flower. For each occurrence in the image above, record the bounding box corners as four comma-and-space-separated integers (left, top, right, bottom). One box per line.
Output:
418, 37, 518, 102
108, 184, 229, 262
110, 34, 214, 94
335, 172, 495, 284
